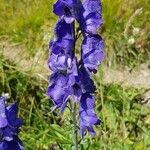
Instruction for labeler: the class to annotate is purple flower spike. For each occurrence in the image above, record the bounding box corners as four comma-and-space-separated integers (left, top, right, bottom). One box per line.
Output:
81, 34, 104, 73
0, 96, 24, 150
79, 0, 103, 34
48, 0, 104, 138
79, 93, 100, 138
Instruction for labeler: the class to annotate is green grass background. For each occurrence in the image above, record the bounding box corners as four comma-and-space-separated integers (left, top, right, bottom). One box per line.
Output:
0, 0, 150, 149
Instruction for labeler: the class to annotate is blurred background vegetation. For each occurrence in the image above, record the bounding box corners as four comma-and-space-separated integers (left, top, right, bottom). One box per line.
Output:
0, 0, 149, 149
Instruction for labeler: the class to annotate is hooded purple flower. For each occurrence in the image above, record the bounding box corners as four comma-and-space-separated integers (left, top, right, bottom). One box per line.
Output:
50, 18, 74, 55
79, 93, 100, 138
47, 72, 73, 112
53, 0, 77, 23
79, 0, 103, 34
0, 96, 24, 150
48, 18, 74, 72
54, 18, 73, 42
81, 34, 104, 73
47, 57, 83, 113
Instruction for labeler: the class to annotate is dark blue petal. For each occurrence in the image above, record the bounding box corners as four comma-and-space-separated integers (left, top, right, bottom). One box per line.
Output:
48, 18, 75, 72
53, 0, 75, 23
46, 73, 72, 112
72, 83, 82, 102
51, 38, 74, 56
87, 126, 96, 136
79, 0, 103, 34
67, 58, 78, 76
48, 53, 68, 72
2, 136, 24, 150
2, 127, 15, 142
0, 141, 7, 150
81, 34, 104, 72
54, 18, 73, 41
53, 0, 64, 17
0, 97, 8, 128
6, 103, 23, 128
0, 97, 24, 149
79, 93, 100, 138
79, 66, 96, 93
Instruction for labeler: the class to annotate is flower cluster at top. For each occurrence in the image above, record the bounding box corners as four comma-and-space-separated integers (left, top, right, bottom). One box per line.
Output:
0, 96, 24, 150
47, 0, 104, 138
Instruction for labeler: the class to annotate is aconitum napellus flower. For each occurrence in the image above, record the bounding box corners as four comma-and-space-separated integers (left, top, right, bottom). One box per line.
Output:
47, 0, 104, 138
0, 96, 24, 150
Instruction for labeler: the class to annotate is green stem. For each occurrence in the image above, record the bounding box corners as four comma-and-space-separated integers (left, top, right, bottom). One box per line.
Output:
70, 101, 78, 150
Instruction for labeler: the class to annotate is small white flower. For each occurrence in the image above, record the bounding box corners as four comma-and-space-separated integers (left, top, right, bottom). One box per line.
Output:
2, 93, 10, 99
133, 27, 140, 35
128, 37, 135, 45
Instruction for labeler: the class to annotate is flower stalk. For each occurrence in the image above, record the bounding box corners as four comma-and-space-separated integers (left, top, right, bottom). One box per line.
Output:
70, 101, 78, 150
72, 20, 78, 150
